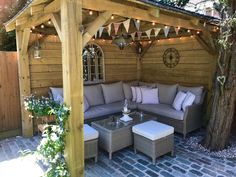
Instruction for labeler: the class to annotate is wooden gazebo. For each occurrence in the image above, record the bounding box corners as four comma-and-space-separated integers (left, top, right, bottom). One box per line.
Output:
5, 0, 219, 176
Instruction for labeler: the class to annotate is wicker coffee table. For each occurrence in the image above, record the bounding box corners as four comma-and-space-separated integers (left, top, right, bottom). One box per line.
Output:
91, 111, 156, 159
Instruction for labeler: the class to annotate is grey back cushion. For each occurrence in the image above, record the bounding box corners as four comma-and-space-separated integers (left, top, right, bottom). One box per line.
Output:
178, 85, 204, 104
101, 81, 125, 104
156, 83, 178, 104
84, 84, 104, 106
84, 96, 90, 112
139, 81, 156, 88
123, 81, 139, 100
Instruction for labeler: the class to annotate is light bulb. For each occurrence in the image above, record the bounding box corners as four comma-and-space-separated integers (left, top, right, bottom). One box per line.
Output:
40, 24, 44, 28
152, 22, 155, 26
111, 15, 114, 20
89, 10, 93, 15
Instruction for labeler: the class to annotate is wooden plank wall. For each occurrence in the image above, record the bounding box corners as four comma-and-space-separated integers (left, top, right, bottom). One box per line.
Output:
141, 37, 216, 90
29, 36, 137, 96
0, 52, 21, 139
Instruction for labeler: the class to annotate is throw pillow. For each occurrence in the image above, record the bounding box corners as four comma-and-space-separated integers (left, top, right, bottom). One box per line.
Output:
156, 83, 178, 105
101, 81, 125, 104
50, 87, 63, 102
131, 86, 137, 102
84, 84, 104, 106
54, 94, 64, 104
172, 91, 187, 111
135, 87, 142, 103
182, 92, 196, 111
84, 96, 90, 112
123, 81, 138, 100
178, 85, 203, 104
141, 87, 159, 104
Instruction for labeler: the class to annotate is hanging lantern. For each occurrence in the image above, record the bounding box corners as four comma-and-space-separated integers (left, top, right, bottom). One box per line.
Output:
34, 40, 41, 59
112, 35, 132, 50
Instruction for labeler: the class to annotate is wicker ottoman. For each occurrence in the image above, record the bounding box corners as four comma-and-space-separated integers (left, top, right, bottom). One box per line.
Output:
132, 120, 174, 164
84, 124, 99, 162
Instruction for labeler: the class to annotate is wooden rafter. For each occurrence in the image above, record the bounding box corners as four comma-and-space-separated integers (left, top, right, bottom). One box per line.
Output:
195, 34, 216, 55
83, 11, 112, 47
50, 13, 62, 41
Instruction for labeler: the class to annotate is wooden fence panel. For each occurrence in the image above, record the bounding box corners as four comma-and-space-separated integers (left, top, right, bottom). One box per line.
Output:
0, 52, 21, 138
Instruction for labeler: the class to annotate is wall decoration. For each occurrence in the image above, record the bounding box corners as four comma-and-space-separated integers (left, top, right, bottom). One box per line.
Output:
163, 48, 180, 68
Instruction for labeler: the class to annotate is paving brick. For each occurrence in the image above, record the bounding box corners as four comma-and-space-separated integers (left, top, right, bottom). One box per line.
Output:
172, 165, 186, 174
134, 163, 146, 171
191, 164, 202, 170
160, 171, 174, 177
201, 168, 217, 177
189, 169, 204, 176
145, 170, 159, 177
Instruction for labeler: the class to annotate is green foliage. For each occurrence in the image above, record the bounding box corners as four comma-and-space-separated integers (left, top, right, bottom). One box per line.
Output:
0, 29, 16, 51
154, 0, 189, 7
24, 95, 70, 177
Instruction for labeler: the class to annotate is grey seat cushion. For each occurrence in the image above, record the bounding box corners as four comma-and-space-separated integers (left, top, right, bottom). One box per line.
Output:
84, 84, 104, 106
123, 81, 139, 100
156, 83, 178, 105
101, 81, 125, 104
84, 101, 137, 120
138, 103, 184, 120
178, 85, 204, 104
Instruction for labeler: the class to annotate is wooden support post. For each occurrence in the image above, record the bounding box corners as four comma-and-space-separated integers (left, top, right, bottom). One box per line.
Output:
61, 0, 84, 177
15, 28, 33, 137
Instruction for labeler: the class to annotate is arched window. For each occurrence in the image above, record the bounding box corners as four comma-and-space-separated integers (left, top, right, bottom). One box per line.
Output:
82, 43, 105, 84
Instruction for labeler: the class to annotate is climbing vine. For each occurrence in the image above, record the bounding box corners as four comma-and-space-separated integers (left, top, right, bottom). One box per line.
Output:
24, 95, 70, 177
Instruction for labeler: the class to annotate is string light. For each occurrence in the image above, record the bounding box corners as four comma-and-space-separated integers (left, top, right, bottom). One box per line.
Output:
92, 38, 95, 41
137, 19, 140, 23
48, 20, 51, 25
111, 15, 114, 20
187, 29, 191, 33
177, 26, 181, 30
39, 34, 42, 37
190, 35, 194, 38
197, 31, 200, 34
165, 25, 168, 29
152, 22, 155, 26
102, 39, 105, 42
157, 40, 160, 42
148, 40, 152, 44
179, 37, 182, 40
89, 10, 93, 15
30, 30, 32, 33
40, 24, 44, 28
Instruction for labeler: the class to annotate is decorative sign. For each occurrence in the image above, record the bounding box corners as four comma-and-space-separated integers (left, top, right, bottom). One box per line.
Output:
163, 48, 180, 68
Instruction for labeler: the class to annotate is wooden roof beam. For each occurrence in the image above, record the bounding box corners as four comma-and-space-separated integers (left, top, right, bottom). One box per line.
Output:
43, 0, 202, 30
30, 4, 45, 15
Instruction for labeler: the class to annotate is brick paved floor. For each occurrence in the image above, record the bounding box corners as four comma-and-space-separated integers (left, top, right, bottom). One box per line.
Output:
0, 131, 235, 177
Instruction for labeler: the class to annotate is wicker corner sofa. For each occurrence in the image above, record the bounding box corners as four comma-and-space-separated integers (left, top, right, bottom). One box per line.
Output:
50, 81, 206, 138
81, 81, 206, 138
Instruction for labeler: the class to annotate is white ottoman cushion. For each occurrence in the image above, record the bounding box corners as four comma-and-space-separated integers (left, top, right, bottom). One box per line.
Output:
84, 124, 99, 141
132, 120, 174, 141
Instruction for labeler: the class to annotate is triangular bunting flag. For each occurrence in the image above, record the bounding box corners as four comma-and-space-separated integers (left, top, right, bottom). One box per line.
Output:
164, 26, 170, 37
107, 24, 112, 36
175, 27, 180, 35
131, 32, 136, 41
123, 19, 131, 33
113, 23, 121, 35
154, 28, 161, 37
134, 20, 140, 31
145, 29, 152, 39
137, 31, 142, 40
99, 27, 105, 37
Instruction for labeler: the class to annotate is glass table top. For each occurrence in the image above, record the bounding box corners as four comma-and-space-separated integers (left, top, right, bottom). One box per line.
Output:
91, 111, 156, 131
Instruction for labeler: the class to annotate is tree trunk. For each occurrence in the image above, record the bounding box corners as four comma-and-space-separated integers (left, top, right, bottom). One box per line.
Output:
203, 44, 236, 151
